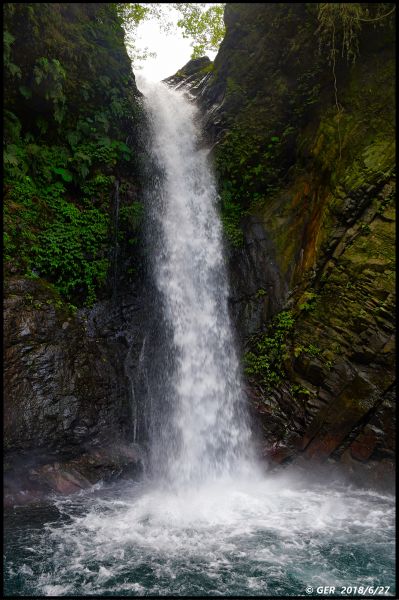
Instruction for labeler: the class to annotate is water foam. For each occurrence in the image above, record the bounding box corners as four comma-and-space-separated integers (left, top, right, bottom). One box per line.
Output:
5, 477, 395, 596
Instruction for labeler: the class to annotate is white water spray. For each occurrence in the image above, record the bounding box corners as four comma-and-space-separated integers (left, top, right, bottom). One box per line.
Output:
140, 77, 254, 485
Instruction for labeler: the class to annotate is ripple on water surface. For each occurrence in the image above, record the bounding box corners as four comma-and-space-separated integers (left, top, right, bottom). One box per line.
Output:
4, 472, 395, 596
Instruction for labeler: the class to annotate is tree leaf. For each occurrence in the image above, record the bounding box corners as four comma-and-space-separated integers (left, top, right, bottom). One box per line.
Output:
19, 85, 32, 99
52, 167, 73, 182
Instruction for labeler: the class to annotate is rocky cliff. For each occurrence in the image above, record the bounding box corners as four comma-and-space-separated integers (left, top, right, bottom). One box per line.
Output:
3, 3, 148, 503
4, 3, 395, 502
169, 3, 395, 489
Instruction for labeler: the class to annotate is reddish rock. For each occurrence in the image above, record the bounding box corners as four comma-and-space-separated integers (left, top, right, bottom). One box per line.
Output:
4, 444, 143, 507
30, 463, 91, 494
305, 433, 344, 459
349, 428, 378, 462
265, 444, 295, 464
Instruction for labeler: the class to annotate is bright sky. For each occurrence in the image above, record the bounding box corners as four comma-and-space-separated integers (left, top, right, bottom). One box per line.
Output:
126, 5, 217, 82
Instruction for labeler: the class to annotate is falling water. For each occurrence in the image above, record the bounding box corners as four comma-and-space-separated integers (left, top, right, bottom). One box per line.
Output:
140, 78, 254, 485
4, 78, 395, 597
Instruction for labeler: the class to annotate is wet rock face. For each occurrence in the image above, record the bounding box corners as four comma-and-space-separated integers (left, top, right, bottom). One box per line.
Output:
228, 216, 289, 341
4, 277, 147, 502
5, 279, 125, 452
4, 445, 143, 507
167, 3, 395, 485
164, 56, 211, 87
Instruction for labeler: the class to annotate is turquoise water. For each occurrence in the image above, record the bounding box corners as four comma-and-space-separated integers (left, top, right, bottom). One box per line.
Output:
4, 472, 395, 596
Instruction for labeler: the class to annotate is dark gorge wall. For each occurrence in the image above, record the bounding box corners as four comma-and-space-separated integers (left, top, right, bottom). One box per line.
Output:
171, 3, 395, 488
3, 3, 147, 503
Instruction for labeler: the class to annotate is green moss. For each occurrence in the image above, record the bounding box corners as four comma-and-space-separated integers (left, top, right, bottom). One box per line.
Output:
291, 384, 311, 398
244, 310, 295, 388
199, 62, 215, 75
298, 291, 318, 312
304, 343, 322, 358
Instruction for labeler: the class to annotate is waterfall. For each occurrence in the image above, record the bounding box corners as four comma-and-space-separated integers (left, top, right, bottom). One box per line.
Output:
139, 77, 254, 486
5, 76, 395, 600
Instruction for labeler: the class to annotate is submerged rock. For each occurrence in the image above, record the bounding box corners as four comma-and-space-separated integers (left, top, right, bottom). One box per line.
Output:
4, 444, 143, 507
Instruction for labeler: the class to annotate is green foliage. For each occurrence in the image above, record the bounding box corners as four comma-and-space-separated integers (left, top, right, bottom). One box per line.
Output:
4, 172, 109, 306
316, 3, 395, 65
4, 30, 21, 78
219, 184, 246, 248
35, 201, 109, 306
216, 126, 284, 211
214, 123, 285, 247
316, 3, 395, 159
3, 3, 142, 307
118, 3, 225, 63
33, 57, 67, 123
298, 291, 318, 312
293, 342, 323, 359
244, 311, 295, 388
3, 127, 128, 304
3, 143, 28, 180
4, 109, 22, 142
291, 384, 311, 397
316, 3, 363, 65
199, 62, 215, 75
304, 343, 322, 358
119, 202, 144, 229
81, 175, 114, 205
67, 303, 78, 316
3, 117, 139, 305
117, 2, 151, 27
52, 167, 73, 182
359, 223, 371, 235
173, 3, 225, 59
255, 288, 267, 299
